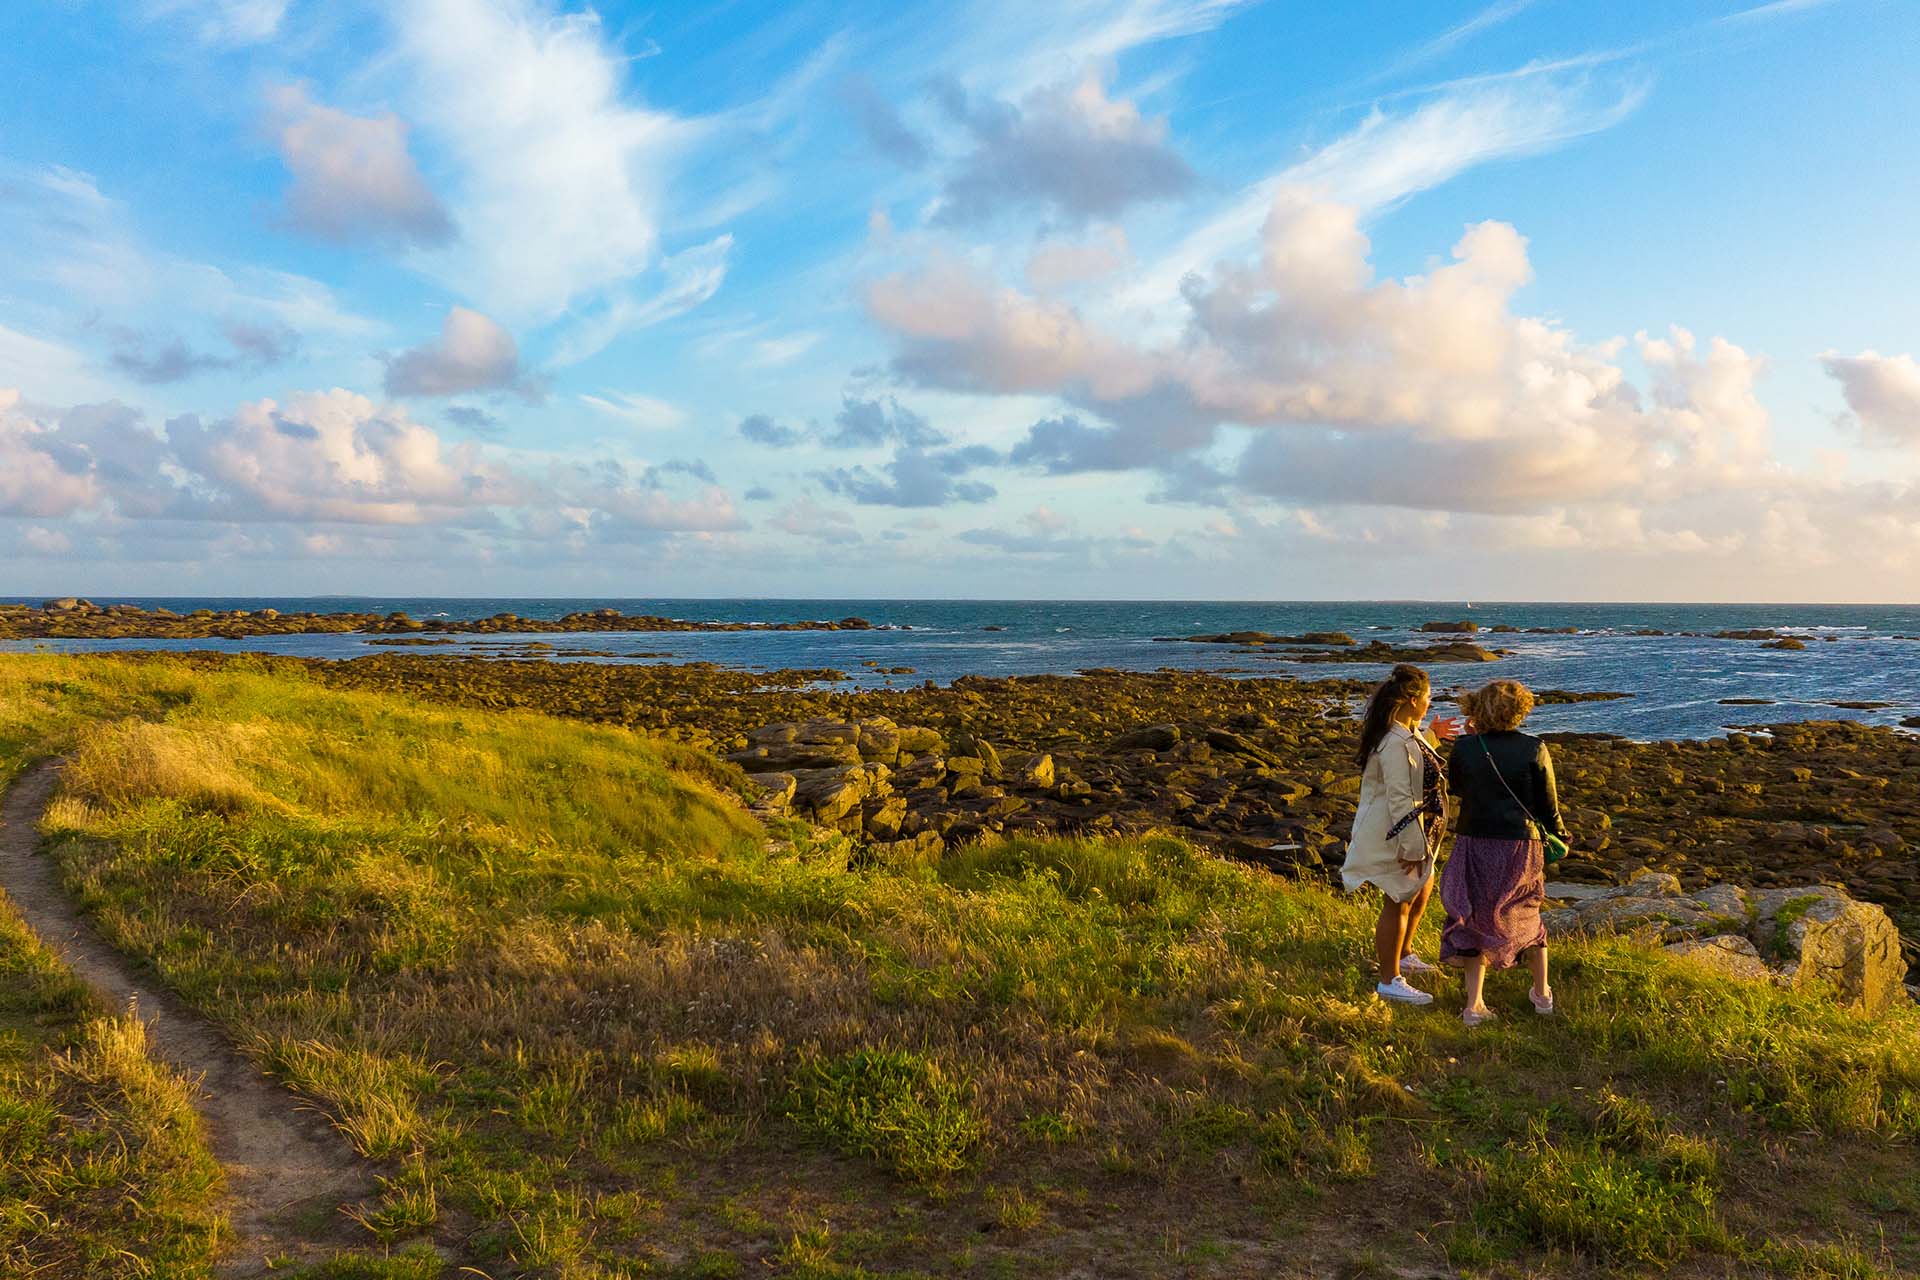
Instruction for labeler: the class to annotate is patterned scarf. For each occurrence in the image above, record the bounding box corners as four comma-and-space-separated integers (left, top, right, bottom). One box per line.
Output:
1384, 731, 1449, 860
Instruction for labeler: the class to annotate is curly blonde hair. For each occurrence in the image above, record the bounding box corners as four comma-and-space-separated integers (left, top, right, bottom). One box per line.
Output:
1462, 679, 1535, 732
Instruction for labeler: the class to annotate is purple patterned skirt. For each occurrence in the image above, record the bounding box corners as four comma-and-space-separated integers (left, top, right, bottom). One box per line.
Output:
1438, 835, 1547, 970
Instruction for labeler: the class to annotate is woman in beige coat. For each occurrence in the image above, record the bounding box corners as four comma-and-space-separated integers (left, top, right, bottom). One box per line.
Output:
1342, 665, 1462, 1004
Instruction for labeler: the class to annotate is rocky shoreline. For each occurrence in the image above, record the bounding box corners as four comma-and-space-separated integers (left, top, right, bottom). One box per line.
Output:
0, 599, 882, 639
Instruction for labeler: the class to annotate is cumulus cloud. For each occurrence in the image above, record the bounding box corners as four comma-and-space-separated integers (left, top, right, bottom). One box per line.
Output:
268, 85, 454, 248
0, 391, 180, 519
1820, 350, 1920, 447
875, 188, 1775, 515
1028, 227, 1131, 290
825, 396, 946, 449
817, 443, 1000, 507
169, 389, 527, 523
933, 72, 1193, 226
383, 307, 527, 398
0, 391, 104, 517
739, 414, 805, 448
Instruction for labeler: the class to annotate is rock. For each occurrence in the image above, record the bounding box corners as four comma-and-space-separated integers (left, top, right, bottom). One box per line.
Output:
1011, 752, 1056, 790
1555, 873, 1908, 1013
1665, 935, 1774, 982
863, 795, 908, 840
726, 741, 861, 771
1113, 724, 1182, 752
1420, 620, 1479, 633
792, 763, 891, 824
856, 718, 901, 764
1750, 887, 1908, 1015
897, 726, 946, 754
41, 597, 83, 611
794, 718, 861, 746
745, 772, 797, 813
1764, 638, 1808, 651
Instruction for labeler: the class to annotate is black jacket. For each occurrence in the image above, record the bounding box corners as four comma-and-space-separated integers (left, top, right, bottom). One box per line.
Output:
1447, 731, 1570, 843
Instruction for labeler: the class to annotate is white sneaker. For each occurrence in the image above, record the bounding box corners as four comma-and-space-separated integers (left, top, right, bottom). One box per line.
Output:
1530, 988, 1555, 1015
1375, 976, 1434, 1005
1401, 953, 1437, 974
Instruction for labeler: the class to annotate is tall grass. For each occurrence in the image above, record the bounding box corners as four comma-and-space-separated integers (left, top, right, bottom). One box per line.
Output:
0, 895, 226, 1277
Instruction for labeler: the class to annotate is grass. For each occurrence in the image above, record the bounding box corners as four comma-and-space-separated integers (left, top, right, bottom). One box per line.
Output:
0, 653, 1916, 1277
0, 894, 226, 1277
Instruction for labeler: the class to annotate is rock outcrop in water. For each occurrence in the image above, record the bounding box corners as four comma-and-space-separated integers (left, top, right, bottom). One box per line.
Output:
1546, 873, 1910, 1013
0, 600, 880, 639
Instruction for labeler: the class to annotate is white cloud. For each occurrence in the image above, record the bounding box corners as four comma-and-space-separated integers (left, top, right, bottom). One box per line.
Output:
973, 0, 1255, 96
23, 526, 74, 556
933, 72, 1193, 226
0, 392, 103, 518
1027, 227, 1132, 290
0, 162, 378, 363
1820, 350, 1920, 448
0, 324, 104, 404
875, 187, 1779, 515
145, 0, 287, 45
1119, 67, 1647, 315
548, 234, 733, 367
170, 388, 528, 523
268, 85, 453, 248
388, 0, 696, 320
579, 391, 686, 430
770, 496, 862, 544
384, 307, 524, 398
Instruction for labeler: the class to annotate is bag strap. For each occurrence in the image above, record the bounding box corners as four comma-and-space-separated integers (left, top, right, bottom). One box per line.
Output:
1476, 734, 1545, 838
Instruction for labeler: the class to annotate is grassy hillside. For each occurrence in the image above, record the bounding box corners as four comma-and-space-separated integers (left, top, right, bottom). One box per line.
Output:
0, 654, 1916, 1277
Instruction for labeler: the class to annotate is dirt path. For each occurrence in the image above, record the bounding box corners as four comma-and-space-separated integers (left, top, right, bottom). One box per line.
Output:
0, 761, 377, 1276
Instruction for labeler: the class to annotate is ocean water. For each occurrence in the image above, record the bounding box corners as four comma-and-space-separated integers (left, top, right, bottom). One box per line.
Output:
4, 597, 1918, 742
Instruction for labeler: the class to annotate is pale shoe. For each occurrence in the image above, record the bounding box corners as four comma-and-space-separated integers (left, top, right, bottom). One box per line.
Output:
1530, 987, 1556, 1015
1376, 976, 1434, 1005
1400, 953, 1437, 974
1461, 1005, 1498, 1027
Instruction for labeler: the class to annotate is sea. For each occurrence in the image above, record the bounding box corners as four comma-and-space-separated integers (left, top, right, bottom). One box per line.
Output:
4, 598, 1918, 743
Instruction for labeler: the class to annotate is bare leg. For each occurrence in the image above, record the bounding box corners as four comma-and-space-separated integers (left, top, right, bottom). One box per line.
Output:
1399, 876, 1435, 962
1461, 956, 1488, 1012
1526, 945, 1550, 1001
1375, 898, 1411, 983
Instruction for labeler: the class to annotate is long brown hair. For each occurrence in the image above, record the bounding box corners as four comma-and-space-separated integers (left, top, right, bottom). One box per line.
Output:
1355, 664, 1430, 768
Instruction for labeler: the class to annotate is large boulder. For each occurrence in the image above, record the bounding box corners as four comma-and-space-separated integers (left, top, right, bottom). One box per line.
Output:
1547, 873, 1909, 1014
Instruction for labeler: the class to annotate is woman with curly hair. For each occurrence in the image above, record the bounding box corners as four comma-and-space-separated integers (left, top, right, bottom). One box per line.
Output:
1441, 679, 1571, 1026
1342, 665, 1462, 1005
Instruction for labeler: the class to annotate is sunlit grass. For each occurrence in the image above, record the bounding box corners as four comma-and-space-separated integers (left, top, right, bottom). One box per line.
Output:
0, 653, 1916, 1276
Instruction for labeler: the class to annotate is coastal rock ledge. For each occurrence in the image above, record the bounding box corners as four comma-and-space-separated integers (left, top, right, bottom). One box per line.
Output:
1545, 873, 1910, 1014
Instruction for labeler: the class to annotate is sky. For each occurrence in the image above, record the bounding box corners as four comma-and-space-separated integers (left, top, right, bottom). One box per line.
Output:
2, 0, 1918, 602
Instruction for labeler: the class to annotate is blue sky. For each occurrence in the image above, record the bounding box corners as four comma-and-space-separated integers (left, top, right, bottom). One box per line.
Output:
2, 0, 1917, 601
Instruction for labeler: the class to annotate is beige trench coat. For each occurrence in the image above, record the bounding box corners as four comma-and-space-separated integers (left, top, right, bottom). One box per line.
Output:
1341, 723, 1436, 903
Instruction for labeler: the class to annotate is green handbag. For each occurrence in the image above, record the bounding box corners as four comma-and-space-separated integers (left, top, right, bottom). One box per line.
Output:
1475, 736, 1572, 865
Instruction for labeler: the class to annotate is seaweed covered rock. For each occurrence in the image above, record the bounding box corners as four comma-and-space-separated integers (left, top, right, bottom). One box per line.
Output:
1546, 873, 1908, 1013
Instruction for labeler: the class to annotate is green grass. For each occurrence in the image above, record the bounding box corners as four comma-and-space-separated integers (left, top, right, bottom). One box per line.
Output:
0, 653, 1917, 1277
0, 897, 226, 1277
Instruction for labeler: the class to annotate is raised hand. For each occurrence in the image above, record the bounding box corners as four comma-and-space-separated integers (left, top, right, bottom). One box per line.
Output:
1428, 714, 1466, 742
